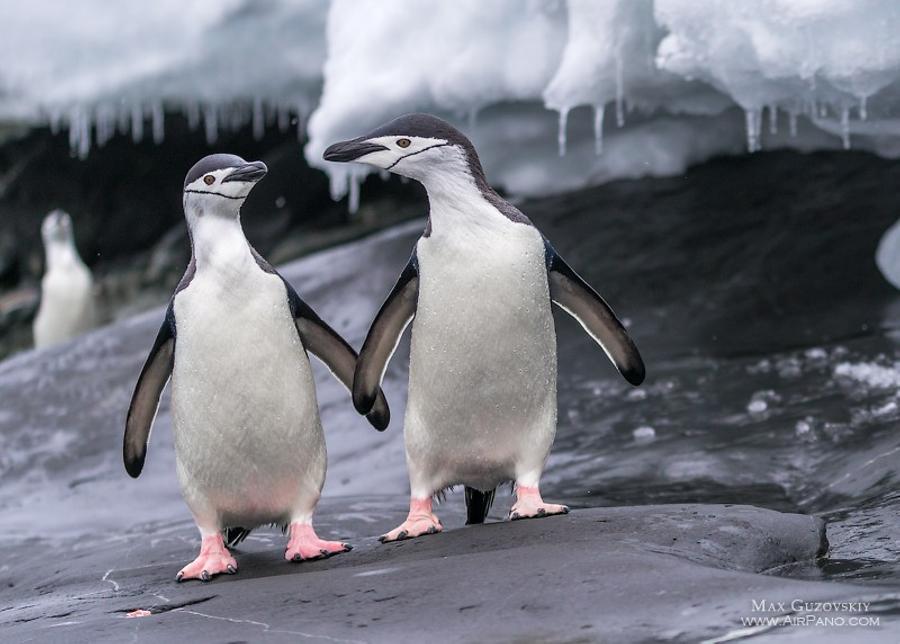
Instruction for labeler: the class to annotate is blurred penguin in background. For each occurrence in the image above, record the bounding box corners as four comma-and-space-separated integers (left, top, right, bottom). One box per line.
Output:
33, 210, 96, 348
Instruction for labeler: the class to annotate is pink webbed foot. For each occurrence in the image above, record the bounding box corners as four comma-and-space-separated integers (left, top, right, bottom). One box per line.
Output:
284, 523, 351, 562
509, 485, 569, 521
379, 498, 443, 543
176, 534, 237, 583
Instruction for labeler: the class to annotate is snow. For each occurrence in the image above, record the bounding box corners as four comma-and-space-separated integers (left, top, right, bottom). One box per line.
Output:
5, 0, 900, 210
834, 361, 900, 389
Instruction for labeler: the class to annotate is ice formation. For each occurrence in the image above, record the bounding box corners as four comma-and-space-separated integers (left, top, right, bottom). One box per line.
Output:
307, 0, 900, 208
4, 0, 900, 215
0, 0, 327, 157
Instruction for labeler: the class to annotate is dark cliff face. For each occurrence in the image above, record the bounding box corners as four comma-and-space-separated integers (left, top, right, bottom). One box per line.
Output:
0, 113, 426, 288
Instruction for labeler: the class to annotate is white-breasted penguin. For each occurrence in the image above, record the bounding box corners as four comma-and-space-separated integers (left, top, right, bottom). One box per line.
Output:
124, 154, 390, 581
324, 114, 645, 542
33, 210, 96, 348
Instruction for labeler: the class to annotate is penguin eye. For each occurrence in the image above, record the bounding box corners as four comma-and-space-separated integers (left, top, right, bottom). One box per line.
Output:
396, 138, 411, 149
203, 175, 215, 185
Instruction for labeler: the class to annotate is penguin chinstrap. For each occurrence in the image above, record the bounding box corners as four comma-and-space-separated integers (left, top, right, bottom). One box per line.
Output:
324, 114, 645, 542
123, 154, 390, 582
33, 210, 96, 348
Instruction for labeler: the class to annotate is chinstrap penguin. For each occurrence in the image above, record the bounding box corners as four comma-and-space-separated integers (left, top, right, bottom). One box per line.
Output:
324, 114, 645, 542
33, 210, 96, 348
124, 153, 390, 581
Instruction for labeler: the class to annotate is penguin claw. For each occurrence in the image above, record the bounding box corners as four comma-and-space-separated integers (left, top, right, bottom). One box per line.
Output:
176, 534, 238, 582
509, 488, 569, 520
379, 514, 443, 543
284, 523, 351, 562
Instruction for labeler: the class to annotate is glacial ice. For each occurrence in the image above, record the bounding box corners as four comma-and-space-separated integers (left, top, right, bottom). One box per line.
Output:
4, 0, 900, 212
0, 0, 327, 157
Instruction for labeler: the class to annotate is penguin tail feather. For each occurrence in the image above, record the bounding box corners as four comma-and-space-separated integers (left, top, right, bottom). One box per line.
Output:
464, 486, 496, 525
223, 527, 252, 548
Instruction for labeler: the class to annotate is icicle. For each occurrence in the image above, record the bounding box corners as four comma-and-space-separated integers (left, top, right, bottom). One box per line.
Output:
67, 108, 80, 155
789, 111, 798, 137
78, 112, 90, 159
277, 105, 290, 132
228, 106, 244, 131
116, 104, 130, 135
67, 109, 90, 159
186, 102, 200, 130
348, 173, 361, 214
95, 105, 115, 147
379, 169, 390, 181
840, 106, 851, 150
615, 56, 625, 127
593, 104, 605, 155
328, 169, 346, 201
49, 109, 62, 135
130, 104, 144, 143
557, 108, 569, 157
252, 98, 264, 140
859, 95, 868, 121
768, 104, 777, 135
819, 103, 827, 118
744, 108, 761, 153
296, 103, 305, 141
151, 101, 164, 144
204, 105, 218, 145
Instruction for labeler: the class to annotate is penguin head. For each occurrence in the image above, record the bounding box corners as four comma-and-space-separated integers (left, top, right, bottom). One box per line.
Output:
41, 209, 75, 246
183, 153, 268, 217
323, 113, 482, 183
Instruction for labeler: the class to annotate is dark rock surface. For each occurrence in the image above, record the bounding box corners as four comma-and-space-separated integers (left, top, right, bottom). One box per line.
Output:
3, 503, 878, 644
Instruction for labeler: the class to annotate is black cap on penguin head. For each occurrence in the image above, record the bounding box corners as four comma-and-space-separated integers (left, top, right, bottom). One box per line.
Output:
183, 154, 268, 189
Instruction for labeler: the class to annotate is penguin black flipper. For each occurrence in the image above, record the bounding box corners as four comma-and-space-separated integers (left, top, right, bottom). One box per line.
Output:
353, 250, 419, 418
464, 486, 496, 524
124, 305, 176, 478
250, 249, 391, 431
544, 240, 645, 386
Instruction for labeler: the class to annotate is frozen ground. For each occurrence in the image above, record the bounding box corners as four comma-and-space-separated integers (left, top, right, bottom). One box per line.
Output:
1, 150, 900, 641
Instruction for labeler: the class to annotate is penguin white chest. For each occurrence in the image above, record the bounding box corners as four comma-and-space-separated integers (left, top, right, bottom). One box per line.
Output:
34, 260, 95, 347
407, 214, 558, 491
171, 257, 324, 525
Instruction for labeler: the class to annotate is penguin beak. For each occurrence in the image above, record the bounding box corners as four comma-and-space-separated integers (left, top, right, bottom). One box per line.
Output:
323, 138, 388, 163
222, 160, 268, 183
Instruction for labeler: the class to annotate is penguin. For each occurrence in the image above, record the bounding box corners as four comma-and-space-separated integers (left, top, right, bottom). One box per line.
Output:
123, 153, 390, 581
33, 210, 96, 347
323, 114, 644, 542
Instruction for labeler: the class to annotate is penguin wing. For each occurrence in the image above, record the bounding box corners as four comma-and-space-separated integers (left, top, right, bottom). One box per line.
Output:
545, 240, 645, 386
123, 307, 175, 478
290, 291, 390, 431
353, 251, 419, 419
